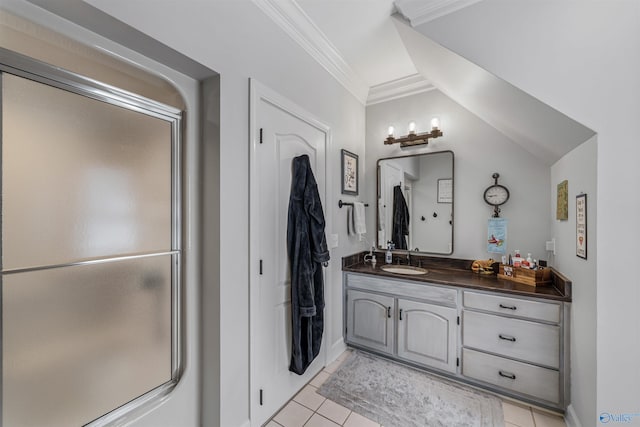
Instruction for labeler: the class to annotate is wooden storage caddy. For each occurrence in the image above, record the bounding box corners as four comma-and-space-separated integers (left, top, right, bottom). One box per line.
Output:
499, 264, 551, 287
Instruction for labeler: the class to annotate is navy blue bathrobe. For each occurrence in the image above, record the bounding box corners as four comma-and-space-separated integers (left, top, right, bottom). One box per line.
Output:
392, 185, 410, 250
287, 155, 330, 375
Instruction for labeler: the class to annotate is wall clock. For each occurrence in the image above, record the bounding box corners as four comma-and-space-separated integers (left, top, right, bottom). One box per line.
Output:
483, 173, 509, 217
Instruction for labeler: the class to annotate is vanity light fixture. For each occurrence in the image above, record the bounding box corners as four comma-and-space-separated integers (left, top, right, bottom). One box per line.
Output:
385, 117, 443, 147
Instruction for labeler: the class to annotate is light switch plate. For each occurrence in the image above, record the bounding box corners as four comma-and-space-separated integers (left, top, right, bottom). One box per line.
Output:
329, 233, 339, 248
545, 238, 556, 255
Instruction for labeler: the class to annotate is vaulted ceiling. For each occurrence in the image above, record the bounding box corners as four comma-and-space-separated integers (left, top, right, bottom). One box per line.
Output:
258, 0, 594, 164
22, 0, 595, 164
258, 0, 487, 105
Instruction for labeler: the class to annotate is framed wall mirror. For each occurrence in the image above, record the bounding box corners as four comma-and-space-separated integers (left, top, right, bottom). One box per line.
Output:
377, 151, 454, 255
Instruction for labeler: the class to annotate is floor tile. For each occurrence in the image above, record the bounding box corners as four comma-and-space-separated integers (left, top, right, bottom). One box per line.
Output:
309, 370, 331, 388
316, 399, 351, 425
294, 385, 326, 411
265, 421, 284, 427
502, 401, 534, 427
505, 423, 519, 427
274, 401, 314, 427
304, 413, 341, 427
343, 411, 380, 427
337, 349, 352, 362
532, 409, 566, 427
324, 359, 343, 374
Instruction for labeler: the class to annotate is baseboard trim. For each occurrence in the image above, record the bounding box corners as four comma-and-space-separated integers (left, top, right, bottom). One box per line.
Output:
565, 404, 583, 427
328, 337, 346, 363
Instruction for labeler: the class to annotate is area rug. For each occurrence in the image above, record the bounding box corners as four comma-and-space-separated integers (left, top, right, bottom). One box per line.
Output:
317, 351, 504, 427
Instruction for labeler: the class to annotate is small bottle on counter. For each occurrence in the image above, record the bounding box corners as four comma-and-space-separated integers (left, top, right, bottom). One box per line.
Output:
385, 242, 393, 264
513, 249, 524, 268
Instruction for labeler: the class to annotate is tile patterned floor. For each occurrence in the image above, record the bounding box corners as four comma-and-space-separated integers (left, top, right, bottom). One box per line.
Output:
266, 350, 567, 427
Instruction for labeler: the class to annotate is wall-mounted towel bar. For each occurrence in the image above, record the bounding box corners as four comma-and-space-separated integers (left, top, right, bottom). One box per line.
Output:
338, 200, 369, 209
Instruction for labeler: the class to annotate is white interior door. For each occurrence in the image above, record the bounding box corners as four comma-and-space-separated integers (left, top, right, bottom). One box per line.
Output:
404, 181, 413, 250
250, 80, 330, 426
379, 162, 403, 248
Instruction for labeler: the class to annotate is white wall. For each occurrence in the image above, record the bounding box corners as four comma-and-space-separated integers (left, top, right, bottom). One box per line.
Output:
416, 2, 640, 425
551, 137, 598, 426
65, 1, 367, 426
366, 89, 551, 261
0, 2, 203, 426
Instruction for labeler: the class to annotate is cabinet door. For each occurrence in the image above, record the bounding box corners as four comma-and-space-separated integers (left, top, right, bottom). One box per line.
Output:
397, 299, 457, 373
346, 290, 394, 355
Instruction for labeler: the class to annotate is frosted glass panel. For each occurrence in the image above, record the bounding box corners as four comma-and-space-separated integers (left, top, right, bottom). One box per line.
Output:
2, 255, 172, 427
2, 73, 173, 269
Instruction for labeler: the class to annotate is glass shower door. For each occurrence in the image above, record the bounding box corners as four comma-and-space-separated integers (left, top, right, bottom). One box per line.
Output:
1, 67, 181, 427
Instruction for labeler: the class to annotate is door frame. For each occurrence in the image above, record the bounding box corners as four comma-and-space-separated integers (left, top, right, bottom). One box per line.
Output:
248, 79, 332, 425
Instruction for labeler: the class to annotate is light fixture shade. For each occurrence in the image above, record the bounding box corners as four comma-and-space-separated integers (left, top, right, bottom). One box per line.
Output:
431, 117, 440, 130
388, 126, 395, 137
408, 121, 416, 135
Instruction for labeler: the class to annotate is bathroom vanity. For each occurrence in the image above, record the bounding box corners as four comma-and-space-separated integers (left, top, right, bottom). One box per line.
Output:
342, 252, 571, 412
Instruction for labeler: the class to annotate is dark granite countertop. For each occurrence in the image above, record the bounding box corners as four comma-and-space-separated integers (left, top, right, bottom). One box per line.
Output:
342, 251, 572, 302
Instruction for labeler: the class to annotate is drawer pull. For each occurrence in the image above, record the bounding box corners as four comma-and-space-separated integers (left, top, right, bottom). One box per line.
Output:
499, 370, 516, 380
387, 307, 391, 318
499, 303, 517, 310
499, 334, 517, 342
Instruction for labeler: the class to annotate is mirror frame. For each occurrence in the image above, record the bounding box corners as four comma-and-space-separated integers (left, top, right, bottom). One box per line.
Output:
376, 150, 454, 256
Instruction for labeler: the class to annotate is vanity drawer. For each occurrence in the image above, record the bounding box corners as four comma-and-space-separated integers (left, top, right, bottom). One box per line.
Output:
463, 311, 559, 368
463, 291, 560, 323
463, 348, 559, 404
345, 273, 457, 307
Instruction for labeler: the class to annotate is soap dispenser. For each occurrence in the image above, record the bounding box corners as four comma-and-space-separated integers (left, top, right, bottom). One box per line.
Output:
364, 246, 377, 266
385, 242, 393, 264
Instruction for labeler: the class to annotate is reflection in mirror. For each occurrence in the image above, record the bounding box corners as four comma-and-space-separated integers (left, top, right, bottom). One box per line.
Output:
377, 151, 454, 255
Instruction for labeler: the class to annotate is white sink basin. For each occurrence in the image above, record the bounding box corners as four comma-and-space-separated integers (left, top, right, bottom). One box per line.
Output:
380, 265, 428, 275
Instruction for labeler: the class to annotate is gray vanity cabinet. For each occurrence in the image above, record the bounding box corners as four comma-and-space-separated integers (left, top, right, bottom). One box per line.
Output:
344, 273, 458, 374
346, 290, 394, 355
397, 299, 457, 372
343, 270, 570, 411
461, 291, 567, 407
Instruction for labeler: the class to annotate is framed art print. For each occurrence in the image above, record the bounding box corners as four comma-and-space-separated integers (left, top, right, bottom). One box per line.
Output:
341, 149, 358, 195
437, 178, 453, 203
576, 193, 587, 259
557, 180, 568, 220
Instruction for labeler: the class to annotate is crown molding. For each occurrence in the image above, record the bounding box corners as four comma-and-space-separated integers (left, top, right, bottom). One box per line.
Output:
253, 0, 369, 104
367, 73, 435, 106
394, 0, 483, 27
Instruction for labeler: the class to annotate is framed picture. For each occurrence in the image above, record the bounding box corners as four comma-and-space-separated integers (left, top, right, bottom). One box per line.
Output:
556, 180, 568, 220
576, 193, 587, 259
437, 178, 453, 203
341, 149, 358, 195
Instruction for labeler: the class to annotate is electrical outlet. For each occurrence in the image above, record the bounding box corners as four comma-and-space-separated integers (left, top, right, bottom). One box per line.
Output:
329, 233, 339, 249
